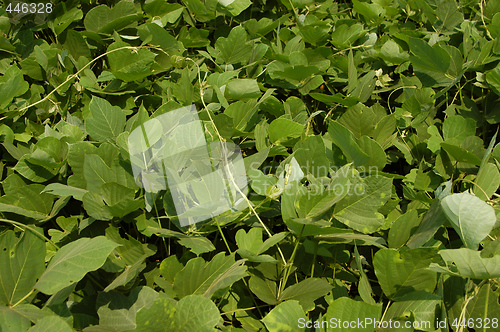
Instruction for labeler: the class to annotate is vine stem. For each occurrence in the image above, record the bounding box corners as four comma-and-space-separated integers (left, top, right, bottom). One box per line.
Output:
17, 45, 140, 115
0, 218, 59, 249
278, 224, 304, 297
187, 58, 287, 266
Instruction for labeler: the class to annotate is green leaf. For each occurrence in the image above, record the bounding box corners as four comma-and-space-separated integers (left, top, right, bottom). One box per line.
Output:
465, 282, 500, 332
383, 291, 441, 330
177, 237, 216, 256
268, 118, 304, 144
0, 70, 29, 109
0, 229, 45, 305
214, 26, 252, 65
443, 115, 476, 141
440, 142, 482, 165
107, 42, 156, 82
373, 248, 440, 299
225, 79, 261, 101
262, 300, 307, 332
435, 248, 500, 279
328, 121, 370, 167
357, 135, 387, 169
217, 0, 252, 17
174, 295, 221, 332
134, 298, 175, 331
441, 192, 496, 249
14, 156, 59, 183
27, 315, 73, 332
0, 184, 54, 220
409, 37, 453, 87
309, 92, 359, 107
486, 65, 500, 96
388, 209, 420, 248
278, 278, 332, 312
85, 96, 126, 141
0, 305, 32, 331
83, 0, 141, 34
97, 286, 158, 330
329, 24, 366, 49
35, 236, 119, 294
41, 183, 88, 200
474, 163, 500, 200
173, 252, 247, 299
333, 175, 392, 234
324, 297, 382, 332
379, 39, 410, 65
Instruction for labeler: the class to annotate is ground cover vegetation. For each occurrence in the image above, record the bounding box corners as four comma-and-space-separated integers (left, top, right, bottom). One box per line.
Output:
0, 0, 500, 330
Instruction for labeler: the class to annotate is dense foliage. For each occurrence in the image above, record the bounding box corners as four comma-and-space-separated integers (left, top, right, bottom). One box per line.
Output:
1, 0, 500, 330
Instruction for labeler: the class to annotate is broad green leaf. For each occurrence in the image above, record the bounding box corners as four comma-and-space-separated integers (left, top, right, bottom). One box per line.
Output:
84, 154, 115, 192
214, 26, 252, 65
324, 297, 382, 332
268, 118, 304, 144
485, 62, 500, 96
409, 38, 453, 87
440, 142, 482, 165
85, 96, 126, 141
27, 315, 73, 332
443, 115, 476, 141
388, 209, 420, 248
357, 136, 387, 169
330, 24, 366, 49
0, 70, 29, 109
177, 237, 215, 256
14, 156, 59, 183
0, 229, 45, 305
0, 184, 54, 220
36, 236, 119, 294
41, 183, 88, 200
83, 0, 141, 34
107, 42, 156, 82
294, 135, 330, 177
0, 305, 32, 331
381, 291, 441, 331
474, 163, 500, 200
225, 79, 261, 101
333, 175, 392, 234
175, 295, 221, 332
137, 23, 178, 52
97, 286, 159, 330
309, 92, 359, 107
338, 107, 376, 140
278, 278, 332, 312
373, 248, 440, 299
328, 121, 370, 167
182, 0, 217, 22
217, 0, 252, 17
441, 192, 496, 249
296, 177, 349, 219
406, 199, 447, 249
262, 300, 307, 332
379, 39, 409, 65
465, 282, 500, 332
133, 298, 175, 331
249, 275, 278, 305
353, 0, 386, 25
436, 248, 500, 279
224, 99, 258, 132
173, 252, 247, 298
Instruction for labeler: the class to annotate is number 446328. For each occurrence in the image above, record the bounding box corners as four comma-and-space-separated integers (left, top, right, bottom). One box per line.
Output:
6, 2, 53, 14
